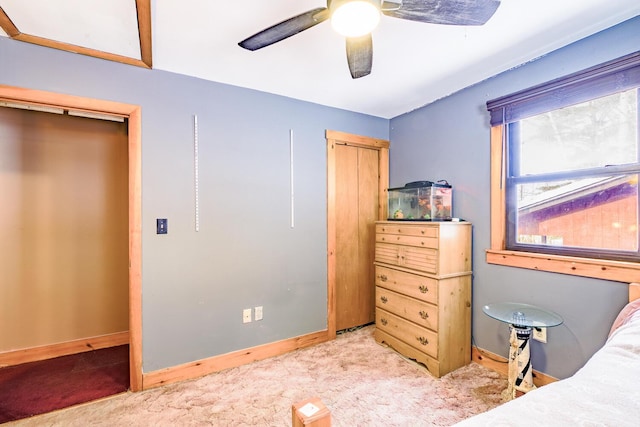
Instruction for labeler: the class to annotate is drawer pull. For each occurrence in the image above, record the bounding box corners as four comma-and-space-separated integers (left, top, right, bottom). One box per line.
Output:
380, 296, 388, 304
419, 310, 429, 319
417, 336, 429, 346
418, 285, 429, 293
380, 318, 388, 326
379, 275, 388, 282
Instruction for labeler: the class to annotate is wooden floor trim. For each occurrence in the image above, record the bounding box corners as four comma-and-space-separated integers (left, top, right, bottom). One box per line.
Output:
142, 330, 330, 390
0, 331, 129, 368
472, 345, 558, 387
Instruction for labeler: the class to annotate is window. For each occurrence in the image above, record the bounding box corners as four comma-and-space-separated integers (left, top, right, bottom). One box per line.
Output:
486, 52, 640, 282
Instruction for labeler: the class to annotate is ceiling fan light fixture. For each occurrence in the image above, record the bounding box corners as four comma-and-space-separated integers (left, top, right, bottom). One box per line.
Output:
330, 0, 381, 38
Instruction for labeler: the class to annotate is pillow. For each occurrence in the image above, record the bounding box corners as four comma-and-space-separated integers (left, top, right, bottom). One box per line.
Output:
608, 298, 640, 337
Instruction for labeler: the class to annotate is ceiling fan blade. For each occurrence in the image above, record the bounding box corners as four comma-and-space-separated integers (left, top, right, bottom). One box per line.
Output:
382, 0, 501, 26
239, 7, 330, 51
346, 34, 373, 79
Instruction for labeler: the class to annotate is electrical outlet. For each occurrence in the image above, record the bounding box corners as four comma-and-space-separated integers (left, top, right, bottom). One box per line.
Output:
533, 326, 547, 343
242, 308, 252, 323
255, 306, 263, 321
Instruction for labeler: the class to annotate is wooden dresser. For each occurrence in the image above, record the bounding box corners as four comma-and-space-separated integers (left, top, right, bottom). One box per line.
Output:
374, 221, 472, 377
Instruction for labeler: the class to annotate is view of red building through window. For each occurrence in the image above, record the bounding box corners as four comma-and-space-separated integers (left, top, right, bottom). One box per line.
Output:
517, 176, 638, 251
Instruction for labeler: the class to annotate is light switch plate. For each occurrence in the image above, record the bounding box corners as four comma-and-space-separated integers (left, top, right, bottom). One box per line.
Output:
156, 218, 168, 234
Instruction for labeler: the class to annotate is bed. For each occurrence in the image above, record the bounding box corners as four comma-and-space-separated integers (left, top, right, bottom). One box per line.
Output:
455, 283, 640, 426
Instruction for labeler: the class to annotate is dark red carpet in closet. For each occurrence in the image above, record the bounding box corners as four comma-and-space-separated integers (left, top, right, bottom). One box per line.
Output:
0, 345, 129, 423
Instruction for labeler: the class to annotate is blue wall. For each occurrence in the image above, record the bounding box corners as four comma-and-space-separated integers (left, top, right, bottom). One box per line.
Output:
0, 37, 388, 371
389, 16, 640, 378
2, 15, 638, 379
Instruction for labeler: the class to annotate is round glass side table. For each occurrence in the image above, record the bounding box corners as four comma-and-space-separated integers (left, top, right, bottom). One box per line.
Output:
482, 302, 563, 400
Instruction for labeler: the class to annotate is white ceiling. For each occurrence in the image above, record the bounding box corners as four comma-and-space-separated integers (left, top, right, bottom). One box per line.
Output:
1, 0, 639, 118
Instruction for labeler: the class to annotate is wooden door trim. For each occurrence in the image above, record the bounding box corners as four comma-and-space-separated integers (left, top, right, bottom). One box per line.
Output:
0, 85, 143, 391
326, 129, 389, 339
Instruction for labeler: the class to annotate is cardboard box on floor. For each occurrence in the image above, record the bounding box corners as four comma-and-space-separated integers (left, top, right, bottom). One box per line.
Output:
292, 397, 331, 427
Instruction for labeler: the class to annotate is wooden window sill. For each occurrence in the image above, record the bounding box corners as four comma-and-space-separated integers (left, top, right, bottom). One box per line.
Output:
486, 249, 640, 283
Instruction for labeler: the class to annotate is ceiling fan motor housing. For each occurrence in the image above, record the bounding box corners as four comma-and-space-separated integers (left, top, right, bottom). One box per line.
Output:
330, 0, 382, 38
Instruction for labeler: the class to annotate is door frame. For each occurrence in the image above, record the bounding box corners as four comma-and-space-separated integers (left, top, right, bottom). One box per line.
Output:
326, 129, 389, 339
0, 85, 143, 391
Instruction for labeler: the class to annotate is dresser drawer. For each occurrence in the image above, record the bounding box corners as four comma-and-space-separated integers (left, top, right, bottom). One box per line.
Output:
375, 265, 438, 304
376, 287, 438, 331
376, 233, 438, 249
376, 309, 438, 358
375, 242, 438, 274
376, 223, 439, 239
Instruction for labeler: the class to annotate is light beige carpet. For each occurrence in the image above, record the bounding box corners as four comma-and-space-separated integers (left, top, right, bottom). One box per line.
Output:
8, 325, 507, 426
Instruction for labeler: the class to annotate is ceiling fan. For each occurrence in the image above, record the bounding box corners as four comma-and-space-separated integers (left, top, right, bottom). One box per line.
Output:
238, 0, 501, 79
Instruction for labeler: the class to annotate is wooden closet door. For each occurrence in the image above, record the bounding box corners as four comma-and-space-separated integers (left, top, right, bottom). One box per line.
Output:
335, 144, 379, 331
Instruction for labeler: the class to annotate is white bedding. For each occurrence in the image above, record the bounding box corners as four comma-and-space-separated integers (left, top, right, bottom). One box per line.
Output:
455, 303, 640, 426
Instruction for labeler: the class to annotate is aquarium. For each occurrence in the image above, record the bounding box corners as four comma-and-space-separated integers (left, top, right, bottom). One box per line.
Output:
387, 181, 452, 221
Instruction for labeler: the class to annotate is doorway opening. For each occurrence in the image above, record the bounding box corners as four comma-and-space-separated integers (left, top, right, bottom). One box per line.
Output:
0, 85, 142, 392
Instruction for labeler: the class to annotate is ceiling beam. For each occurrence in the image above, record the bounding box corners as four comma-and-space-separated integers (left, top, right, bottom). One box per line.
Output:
0, 7, 20, 37
136, 0, 152, 68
